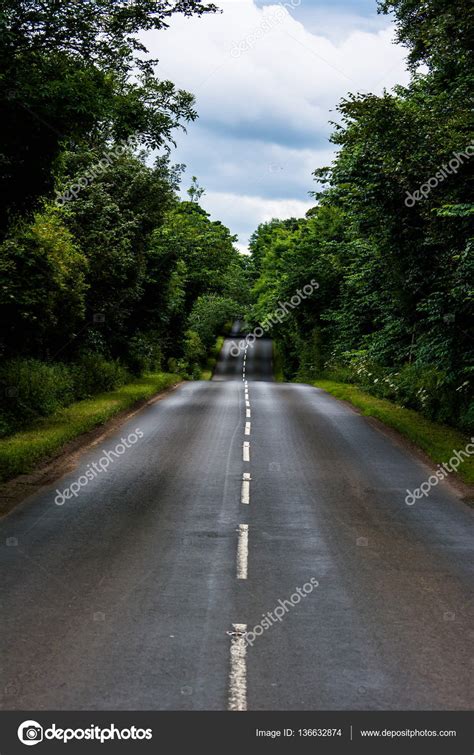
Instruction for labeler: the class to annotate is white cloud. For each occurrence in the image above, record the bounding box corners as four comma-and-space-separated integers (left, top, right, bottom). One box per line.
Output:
141, 0, 409, 249
202, 189, 314, 241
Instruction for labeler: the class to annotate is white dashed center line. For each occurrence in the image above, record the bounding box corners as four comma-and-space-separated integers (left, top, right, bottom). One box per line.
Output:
241, 472, 251, 504
237, 524, 249, 579
231, 344, 253, 707
228, 623, 247, 711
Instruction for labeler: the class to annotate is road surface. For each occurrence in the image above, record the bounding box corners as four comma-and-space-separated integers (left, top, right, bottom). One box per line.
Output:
1, 335, 472, 710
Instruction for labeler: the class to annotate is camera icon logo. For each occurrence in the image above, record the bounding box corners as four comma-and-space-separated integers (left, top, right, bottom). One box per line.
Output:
18, 720, 43, 746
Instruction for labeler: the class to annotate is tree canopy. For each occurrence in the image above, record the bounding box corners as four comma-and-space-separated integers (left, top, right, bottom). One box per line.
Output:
249, 0, 473, 431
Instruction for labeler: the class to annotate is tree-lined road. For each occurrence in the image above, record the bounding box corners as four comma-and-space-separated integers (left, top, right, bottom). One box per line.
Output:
1, 337, 472, 710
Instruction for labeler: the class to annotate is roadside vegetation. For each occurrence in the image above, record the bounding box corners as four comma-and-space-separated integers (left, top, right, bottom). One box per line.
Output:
0, 372, 180, 483
249, 0, 473, 442
0, 1, 252, 466
200, 336, 226, 380
314, 380, 474, 486
0, 0, 471, 488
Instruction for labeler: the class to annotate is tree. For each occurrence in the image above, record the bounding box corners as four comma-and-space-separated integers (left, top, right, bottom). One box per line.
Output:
249, 0, 473, 430
0, 208, 87, 358
0, 0, 216, 232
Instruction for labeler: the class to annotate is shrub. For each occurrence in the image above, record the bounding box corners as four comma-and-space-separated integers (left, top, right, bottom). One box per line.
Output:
0, 354, 134, 437
0, 358, 75, 435
187, 295, 237, 348
71, 354, 129, 398
183, 329, 205, 367
125, 332, 163, 376
323, 350, 472, 431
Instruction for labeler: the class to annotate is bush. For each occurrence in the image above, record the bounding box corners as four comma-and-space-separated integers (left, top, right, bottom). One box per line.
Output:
167, 356, 190, 377
0, 354, 131, 436
71, 354, 129, 398
125, 332, 163, 376
0, 358, 75, 434
183, 329, 205, 368
323, 350, 472, 432
295, 328, 324, 382
461, 400, 474, 433
187, 295, 238, 348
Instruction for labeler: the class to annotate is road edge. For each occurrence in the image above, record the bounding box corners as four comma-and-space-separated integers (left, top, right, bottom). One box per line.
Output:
0, 380, 184, 519
312, 383, 474, 505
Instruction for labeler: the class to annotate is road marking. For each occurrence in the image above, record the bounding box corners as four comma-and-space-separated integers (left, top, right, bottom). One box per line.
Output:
243, 441, 250, 461
237, 524, 248, 579
245, 421, 251, 435
244, 380, 248, 387
246, 408, 251, 418
245, 400, 250, 408
228, 623, 247, 711
241, 473, 251, 504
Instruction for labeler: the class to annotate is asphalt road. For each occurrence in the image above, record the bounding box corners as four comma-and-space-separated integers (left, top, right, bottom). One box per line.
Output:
0, 335, 472, 711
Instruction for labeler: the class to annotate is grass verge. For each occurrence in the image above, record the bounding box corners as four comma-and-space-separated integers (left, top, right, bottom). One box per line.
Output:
0, 372, 180, 483
200, 336, 225, 380
314, 379, 474, 485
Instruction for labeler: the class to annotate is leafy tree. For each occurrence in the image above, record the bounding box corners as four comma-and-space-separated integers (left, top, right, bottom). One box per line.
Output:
188, 294, 238, 348
250, 0, 473, 430
0, 0, 216, 231
0, 208, 87, 358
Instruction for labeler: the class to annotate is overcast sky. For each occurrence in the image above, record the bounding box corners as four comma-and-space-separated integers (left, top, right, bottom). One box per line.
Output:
142, 0, 410, 252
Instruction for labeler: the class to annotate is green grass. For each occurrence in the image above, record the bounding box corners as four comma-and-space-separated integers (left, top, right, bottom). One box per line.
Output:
200, 336, 225, 380
0, 372, 180, 483
314, 379, 474, 485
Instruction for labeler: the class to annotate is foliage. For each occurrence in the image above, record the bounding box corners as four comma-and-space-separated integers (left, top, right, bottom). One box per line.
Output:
187, 294, 238, 348
0, 209, 88, 358
0, 355, 129, 436
314, 379, 474, 485
0, 0, 216, 230
250, 0, 473, 432
0, 371, 180, 487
